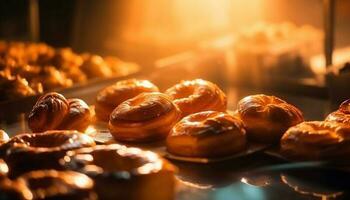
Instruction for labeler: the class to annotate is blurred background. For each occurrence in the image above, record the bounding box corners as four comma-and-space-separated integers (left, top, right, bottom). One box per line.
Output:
1, 0, 350, 121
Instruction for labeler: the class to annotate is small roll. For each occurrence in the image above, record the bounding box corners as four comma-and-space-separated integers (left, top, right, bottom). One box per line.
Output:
28, 92, 69, 132
166, 111, 246, 157
238, 94, 304, 143
281, 121, 350, 160
28, 92, 92, 132
165, 79, 227, 117
109, 92, 181, 142
59, 98, 92, 132
95, 79, 159, 121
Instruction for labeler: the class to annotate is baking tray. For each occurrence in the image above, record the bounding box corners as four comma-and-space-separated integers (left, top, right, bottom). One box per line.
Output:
265, 146, 350, 168
90, 127, 269, 164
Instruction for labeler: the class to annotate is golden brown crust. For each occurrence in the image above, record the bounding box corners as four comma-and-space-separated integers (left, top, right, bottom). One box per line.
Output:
59, 98, 92, 132
63, 144, 176, 200
165, 79, 227, 117
95, 79, 159, 121
326, 99, 350, 124
281, 121, 350, 160
19, 170, 95, 200
109, 92, 181, 142
28, 92, 69, 132
28, 92, 92, 132
166, 111, 246, 157
0, 130, 95, 177
238, 94, 304, 143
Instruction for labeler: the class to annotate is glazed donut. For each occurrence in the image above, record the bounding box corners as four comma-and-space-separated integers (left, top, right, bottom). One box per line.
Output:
166, 111, 246, 157
281, 121, 350, 160
165, 79, 227, 117
237, 94, 304, 143
95, 79, 159, 122
0, 130, 95, 177
326, 99, 350, 124
0, 130, 9, 144
109, 92, 181, 142
18, 170, 95, 200
28, 92, 92, 132
62, 144, 176, 200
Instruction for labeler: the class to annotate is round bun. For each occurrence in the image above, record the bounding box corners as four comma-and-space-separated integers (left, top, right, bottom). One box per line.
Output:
109, 92, 181, 142
326, 99, 350, 124
281, 121, 350, 160
165, 79, 227, 117
28, 92, 92, 132
0, 130, 95, 177
238, 94, 304, 143
19, 170, 95, 200
95, 79, 159, 121
166, 111, 246, 157
63, 144, 176, 200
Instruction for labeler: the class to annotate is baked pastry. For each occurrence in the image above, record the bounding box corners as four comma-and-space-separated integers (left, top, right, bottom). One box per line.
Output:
0, 130, 95, 177
19, 170, 96, 200
59, 98, 92, 131
80, 54, 112, 78
95, 79, 159, 121
166, 111, 246, 157
0, 41, 139, 102
28, 92, 92, 132
237, 94, 304, 143
326, 99, 350, 124
165, 79, 227, 117
281, 121, 350, 160
0, 130, 9, 144
63, 144, 176, 200
109, 92, 181, 142
35, 66, 73, 90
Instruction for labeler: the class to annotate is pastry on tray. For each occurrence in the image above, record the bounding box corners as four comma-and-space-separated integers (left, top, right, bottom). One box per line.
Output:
109, 92, 181, 142
237, 94, 304, 143
28, 92, 92, 132
95, 79, 159, 122
166, 111, 246, 158
280, 121, 350, 160
165, 79, 227, 117
0, 41, 139, 101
